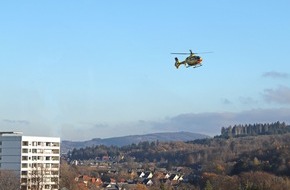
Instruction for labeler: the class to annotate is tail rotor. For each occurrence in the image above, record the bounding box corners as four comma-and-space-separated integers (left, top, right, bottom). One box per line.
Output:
175, 57, 180, 69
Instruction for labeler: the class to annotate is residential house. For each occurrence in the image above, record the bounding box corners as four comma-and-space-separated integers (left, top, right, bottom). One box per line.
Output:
142, 178, 153, 186
143, 171, 153, 179
169, 174, 180, 181
137, 171, 145, 178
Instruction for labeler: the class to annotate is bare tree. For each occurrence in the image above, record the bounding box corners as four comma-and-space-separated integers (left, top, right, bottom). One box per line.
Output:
25, 162, 59, 190
0, 170, 20, 190
59, 161, 79, 190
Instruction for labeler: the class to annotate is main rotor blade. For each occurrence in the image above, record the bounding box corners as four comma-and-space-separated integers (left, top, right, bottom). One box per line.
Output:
171, 53, 189, 54
171, 51, 213, 55
196, 51, 213, 54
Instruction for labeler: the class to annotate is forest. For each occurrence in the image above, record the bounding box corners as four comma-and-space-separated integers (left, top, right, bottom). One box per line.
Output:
65, 122, 290, 189
220, 121, 290, 138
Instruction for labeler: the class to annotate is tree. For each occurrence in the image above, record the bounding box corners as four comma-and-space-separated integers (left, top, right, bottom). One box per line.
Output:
0, 170, 20, 190
185, 154, 195, 166
135, 184, 148, 190
59, 161, 79, 190
204, 180, 213, 190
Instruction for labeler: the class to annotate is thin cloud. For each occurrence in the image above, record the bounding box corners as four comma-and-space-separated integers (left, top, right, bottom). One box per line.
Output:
262, 71, 289, 79
239, 96, 258, 105
60, 108, 290, 140
263, 86, 290, 104
2, 119, 30, 125
145, 108, 290, 137
0, 119, 56, 138
60, 122, 111, 140
222, 98, 232, 105
10, 109, 290, 141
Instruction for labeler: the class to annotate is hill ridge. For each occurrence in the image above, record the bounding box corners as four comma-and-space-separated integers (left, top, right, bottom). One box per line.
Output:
61, 131, 209, 152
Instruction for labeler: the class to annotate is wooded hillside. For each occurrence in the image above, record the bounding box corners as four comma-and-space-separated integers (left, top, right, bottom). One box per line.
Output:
66, 122, 290, 189
220, 121, 290, 138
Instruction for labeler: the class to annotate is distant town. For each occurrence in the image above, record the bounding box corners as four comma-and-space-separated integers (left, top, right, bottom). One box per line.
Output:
1, 122, 290, 190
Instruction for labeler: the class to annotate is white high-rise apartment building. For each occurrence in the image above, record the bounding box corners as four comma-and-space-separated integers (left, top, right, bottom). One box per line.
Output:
0, 132, 60, 190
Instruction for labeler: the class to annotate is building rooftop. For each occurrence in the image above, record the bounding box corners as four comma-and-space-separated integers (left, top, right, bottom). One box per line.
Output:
0, 131, 23, 136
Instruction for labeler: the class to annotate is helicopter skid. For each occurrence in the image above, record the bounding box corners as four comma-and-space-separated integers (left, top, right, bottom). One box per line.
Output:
186, 64, 202, 68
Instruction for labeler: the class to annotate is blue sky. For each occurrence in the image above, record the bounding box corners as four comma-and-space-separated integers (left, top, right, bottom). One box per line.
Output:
1, 1, 290, 140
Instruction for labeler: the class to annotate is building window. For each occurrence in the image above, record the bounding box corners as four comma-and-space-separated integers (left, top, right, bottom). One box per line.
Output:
21, 178, 28, 184
52, 156, 59, 161
52, 149, 59, 154
0, 141, 2, 145
0, 148, 2, 153
52, 142, 60, 147
22, 141, 28, 146
32, 141, 37, 146
32, 163, 37, 168
22, 163, 28, 168
22, 149, 28, 153
51, 177, 58, 183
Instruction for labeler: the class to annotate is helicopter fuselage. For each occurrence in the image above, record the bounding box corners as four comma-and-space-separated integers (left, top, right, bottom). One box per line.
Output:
175, 55, 202, 68
172, 50, 209, 69
185, 56, 202, 66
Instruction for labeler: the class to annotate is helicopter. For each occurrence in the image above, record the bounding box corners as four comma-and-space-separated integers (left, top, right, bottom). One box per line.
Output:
171, 50, 211, 69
